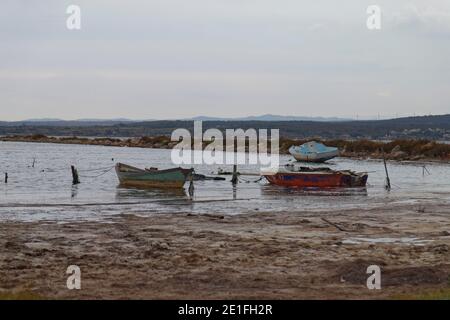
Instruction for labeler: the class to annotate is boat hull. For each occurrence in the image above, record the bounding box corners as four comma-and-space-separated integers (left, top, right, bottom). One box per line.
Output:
289, 142, 339, 163
264, 172, 368, 188
115, 163, 192, 189
290, 150, 338, 163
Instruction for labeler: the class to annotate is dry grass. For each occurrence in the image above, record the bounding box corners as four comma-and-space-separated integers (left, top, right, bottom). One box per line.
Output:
2, 135, 449, 161
393, 288, 450, 300
0, 291, 43, 300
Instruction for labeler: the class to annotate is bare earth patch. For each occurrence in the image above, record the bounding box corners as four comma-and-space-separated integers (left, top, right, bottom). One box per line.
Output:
1, 202, 449, 299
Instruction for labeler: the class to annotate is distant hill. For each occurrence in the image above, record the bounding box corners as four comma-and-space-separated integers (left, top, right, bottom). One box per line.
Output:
74, 118, 138, 122
0, 118, 140, 127
24, 118, 64, 122
5, 114, 352, 125
190, 114, 351, 122
1, 114, 449, 140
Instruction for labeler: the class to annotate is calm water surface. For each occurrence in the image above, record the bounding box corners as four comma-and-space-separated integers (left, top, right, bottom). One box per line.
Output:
0, 141, 449, 222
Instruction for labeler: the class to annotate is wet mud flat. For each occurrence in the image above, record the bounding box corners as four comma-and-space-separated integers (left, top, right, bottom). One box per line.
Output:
0, 201, 449, 299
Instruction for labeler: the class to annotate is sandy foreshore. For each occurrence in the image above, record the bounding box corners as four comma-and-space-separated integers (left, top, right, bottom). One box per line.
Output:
1, 201, 449, 299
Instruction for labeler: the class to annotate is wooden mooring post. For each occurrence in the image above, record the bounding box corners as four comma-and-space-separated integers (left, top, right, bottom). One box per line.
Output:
4, 172, 8, 184
382, 150, 391, 190
422, 165, 430, 177
188, 170, 194, 199
71, 166, 80, 185
231, 164, 238, 185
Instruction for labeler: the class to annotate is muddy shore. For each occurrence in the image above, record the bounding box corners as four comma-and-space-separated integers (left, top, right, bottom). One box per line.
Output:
1, 201, 449, 299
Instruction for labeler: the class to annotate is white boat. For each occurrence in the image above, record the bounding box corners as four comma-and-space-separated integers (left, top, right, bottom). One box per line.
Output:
288, 141, 339, 163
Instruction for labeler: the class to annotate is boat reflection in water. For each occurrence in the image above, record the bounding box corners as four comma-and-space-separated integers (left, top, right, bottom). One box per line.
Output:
261, 184, 368, 197
115, 185, 190, 203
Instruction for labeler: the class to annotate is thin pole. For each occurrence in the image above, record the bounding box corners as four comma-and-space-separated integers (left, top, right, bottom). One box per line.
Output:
382, 149, 391, 190
231, 164, 238, 185
71, 166, 80, 185
4, 172, 8, 184
422, 165, 430, 176
188, 170, 194, 200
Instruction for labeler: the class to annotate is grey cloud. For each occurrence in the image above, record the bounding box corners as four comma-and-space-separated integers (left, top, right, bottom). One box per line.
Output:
1, 0, 450, 120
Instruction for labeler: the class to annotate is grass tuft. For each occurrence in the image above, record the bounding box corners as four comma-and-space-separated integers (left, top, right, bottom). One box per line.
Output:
0, 291, 43, 300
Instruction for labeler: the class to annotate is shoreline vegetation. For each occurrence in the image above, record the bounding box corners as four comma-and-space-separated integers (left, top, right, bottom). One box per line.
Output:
1, 134, 449, 162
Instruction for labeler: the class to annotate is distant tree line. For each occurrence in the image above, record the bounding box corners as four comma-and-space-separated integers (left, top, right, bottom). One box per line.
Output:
0, 115, 449, 140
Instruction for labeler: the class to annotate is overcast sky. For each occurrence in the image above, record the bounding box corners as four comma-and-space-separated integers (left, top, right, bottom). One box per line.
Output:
1, 0, 450, 120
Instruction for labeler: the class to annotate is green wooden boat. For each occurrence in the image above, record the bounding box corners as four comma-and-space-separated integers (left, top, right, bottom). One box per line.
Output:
115, 163, 193, 188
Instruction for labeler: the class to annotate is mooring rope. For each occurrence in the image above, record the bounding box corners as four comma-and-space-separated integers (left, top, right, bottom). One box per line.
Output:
78, 166, 115, 178
77, 165, 116, 173
238, 176, 264, 183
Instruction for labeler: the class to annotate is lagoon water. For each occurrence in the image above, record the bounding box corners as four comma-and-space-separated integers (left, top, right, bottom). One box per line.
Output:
0, 141, 449, 222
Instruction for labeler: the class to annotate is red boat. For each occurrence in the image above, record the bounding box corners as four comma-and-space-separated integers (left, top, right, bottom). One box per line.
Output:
262, 166, 368, 188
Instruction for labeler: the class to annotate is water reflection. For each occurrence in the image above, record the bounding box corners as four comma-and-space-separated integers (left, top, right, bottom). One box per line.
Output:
0, 141, 449, 222
71, 185, 79, 199
115, 185, 188, 202
261, 185, 368, 197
